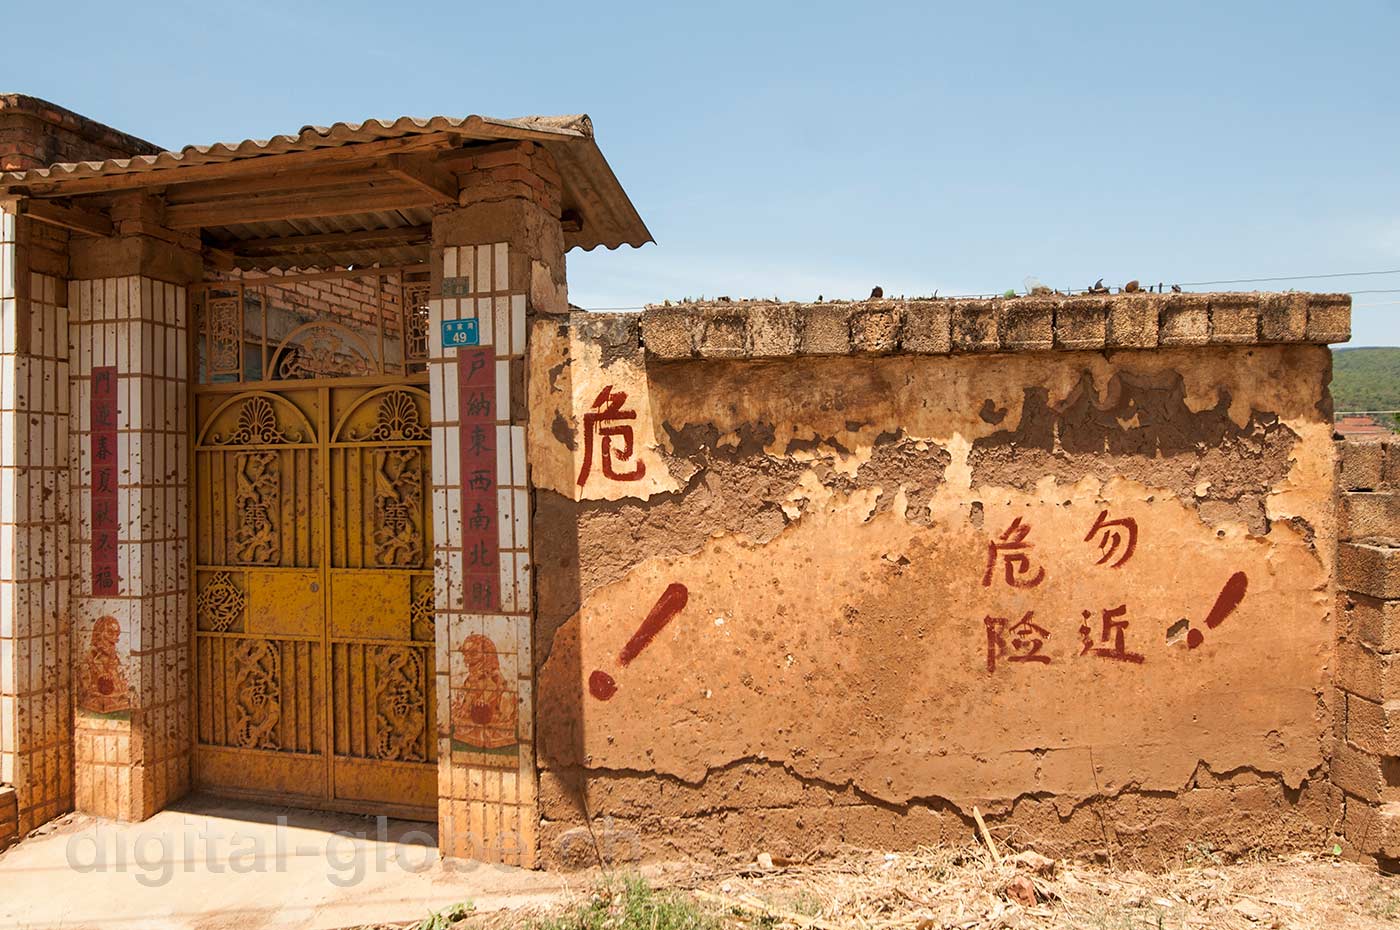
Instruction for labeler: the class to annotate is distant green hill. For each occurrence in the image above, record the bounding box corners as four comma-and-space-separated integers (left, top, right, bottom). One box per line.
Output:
1332, 347, 1400, 418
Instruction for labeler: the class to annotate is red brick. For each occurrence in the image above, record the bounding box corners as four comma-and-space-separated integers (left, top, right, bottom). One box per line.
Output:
471, 147, 533, 170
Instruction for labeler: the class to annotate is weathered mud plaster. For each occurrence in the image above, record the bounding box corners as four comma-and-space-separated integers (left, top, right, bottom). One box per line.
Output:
530, 300, 1342, 866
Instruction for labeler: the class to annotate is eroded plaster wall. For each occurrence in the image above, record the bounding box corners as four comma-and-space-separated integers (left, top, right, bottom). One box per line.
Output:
530, 296, 1345, 868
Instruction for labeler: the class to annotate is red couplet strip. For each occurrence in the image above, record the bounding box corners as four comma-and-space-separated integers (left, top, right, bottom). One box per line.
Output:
91, 366, 120, 596
457, 347, 500, 612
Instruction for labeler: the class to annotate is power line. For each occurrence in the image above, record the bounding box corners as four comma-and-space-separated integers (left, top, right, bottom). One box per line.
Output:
1180, 269, 1400, 286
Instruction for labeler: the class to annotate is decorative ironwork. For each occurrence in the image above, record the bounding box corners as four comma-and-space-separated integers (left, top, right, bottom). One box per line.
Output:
352, 390, 430, 442
212, 396, 301, 445
230, 639, 282, 750
276, 325, 372, 379
404, 284, 429, 362
370, 646, 427, 762
197, 572, 246, 632
233, 451, 280, 565
207, 296, 243, 374
195, 375, 437, 815
410, 581, 435, 641
372, 448, 423, 566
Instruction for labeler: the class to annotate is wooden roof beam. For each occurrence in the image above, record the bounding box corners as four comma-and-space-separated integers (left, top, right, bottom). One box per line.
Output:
165, 184, 438, 229
4, 132, 462, 199
15, 198, 113, 237
218, 224, 432, 256
384, 154, 458, 204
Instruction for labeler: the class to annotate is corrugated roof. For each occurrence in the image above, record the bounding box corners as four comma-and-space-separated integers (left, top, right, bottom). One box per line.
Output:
1, 114, 652, 253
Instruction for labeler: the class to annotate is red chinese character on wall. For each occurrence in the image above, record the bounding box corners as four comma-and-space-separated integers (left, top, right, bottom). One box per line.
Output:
577, 385, 646, 486
1084, 509, 1137, 568
981, 517, 1046, 588
984, 611, 1052, 672
1078, 604, 1144, 663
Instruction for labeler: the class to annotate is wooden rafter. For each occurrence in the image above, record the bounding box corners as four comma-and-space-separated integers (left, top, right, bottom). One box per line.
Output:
384, 155, 458, 204
220, 225, 431, 256
164, 163, 394, 205
165, 184, 437, 229
18, 198, 113, 237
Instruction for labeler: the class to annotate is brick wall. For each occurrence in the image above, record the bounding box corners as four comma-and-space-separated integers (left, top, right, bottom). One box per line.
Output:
452, 142, 563, 218
0, 94, 159, 172
1335, 437, 1400, 865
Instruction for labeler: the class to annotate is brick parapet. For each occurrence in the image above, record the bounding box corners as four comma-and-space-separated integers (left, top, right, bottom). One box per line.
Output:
452, 141, 563, 219
638, 292, 1350, 360
0, 93, 159, 172
1334, 436, 1400, 864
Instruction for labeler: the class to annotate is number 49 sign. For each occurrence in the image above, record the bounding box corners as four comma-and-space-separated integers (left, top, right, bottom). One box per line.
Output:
441, 318, 480, 348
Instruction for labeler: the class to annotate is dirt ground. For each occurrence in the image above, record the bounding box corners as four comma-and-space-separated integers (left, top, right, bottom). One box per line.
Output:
365, 844, 1400, 930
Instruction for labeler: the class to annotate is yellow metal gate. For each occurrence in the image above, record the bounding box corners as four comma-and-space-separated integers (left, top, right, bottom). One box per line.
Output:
190, 269, 437, 819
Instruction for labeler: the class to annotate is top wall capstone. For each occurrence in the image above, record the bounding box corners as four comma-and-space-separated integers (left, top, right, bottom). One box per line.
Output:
639, 292, 1351, 360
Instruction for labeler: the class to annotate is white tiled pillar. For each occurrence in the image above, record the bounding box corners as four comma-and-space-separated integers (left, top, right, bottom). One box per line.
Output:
0, 209, 75, 836
68, 275, 189, 821
429, 241, 537, 865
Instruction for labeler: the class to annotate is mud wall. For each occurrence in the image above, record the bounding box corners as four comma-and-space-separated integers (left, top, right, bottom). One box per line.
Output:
528, 294, 1349, 868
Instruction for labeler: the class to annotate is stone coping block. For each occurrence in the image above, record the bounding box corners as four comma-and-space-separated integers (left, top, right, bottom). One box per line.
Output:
636, 292, 1350, 360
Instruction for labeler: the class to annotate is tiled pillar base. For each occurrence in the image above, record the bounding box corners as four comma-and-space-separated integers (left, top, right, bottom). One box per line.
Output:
69, 273, 190, 821
0, 212, 76, 836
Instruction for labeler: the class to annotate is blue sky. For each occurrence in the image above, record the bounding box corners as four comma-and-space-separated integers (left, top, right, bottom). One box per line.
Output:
5, 1, 1400, 344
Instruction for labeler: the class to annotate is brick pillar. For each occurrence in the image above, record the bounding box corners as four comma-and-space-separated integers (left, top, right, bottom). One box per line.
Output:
1335, 438, 1400, 863
429, 142, 568, 866
67, 216, 198, 821
0, 207, 76, 845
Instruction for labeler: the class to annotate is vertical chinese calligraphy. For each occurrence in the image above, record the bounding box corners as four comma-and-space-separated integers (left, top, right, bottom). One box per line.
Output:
457, 347, 499, 612
91, 366, 119, 596
577, 385, 646, 486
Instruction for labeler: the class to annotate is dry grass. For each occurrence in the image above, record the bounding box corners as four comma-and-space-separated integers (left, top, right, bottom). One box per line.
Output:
369, 844, 1400, 930
665, 845, 1400, 930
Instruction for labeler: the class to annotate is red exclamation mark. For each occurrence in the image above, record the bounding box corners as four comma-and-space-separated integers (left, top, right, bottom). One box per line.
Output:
589, 583, 690, 700
1187, 571, 1248, 649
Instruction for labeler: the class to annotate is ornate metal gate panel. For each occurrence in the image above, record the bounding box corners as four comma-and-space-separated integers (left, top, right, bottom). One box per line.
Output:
191, 269, 436, 819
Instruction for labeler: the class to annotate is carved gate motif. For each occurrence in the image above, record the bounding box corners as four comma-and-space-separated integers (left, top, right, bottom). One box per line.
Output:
193, 378, 436, 818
